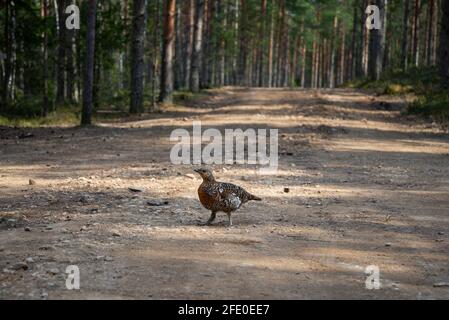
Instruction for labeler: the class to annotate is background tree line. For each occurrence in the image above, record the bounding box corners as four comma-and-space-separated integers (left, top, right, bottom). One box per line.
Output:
1, 0, 448, 125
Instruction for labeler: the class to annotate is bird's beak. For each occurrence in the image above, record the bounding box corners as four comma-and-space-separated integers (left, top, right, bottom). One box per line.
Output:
194, 169, 200, 173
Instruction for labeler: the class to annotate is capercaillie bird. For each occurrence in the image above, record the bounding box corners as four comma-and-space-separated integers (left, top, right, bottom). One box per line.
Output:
194, 168, 262, 226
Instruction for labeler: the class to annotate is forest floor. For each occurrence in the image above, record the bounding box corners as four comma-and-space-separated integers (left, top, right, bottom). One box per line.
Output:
1, 88, 449, 300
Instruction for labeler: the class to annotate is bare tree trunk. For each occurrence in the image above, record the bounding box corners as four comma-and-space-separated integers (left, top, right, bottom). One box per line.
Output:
217, 0, 227, 87
119, 0, 129, 90
174, 3, 183, 90
291, 33, 300, 87
2, 0, 11, 109
350, 0, 358, 79
339, 27, 346, 85
130, 0, 147, 113
412, 0, 421, 67
257, 0, 267, 87
267, 0, 275, 87
426, 0, 436, 66
318, 37, 324, 88
440, 0, 449, 88
160, 0, 176, 103
401, 0, 410, 70
311, 39, 317, 88
369, 0, 387, 80
190, 0, 204, 92
151, 0, 160, 111
56, 0, 67, 104
431, 0, 438, 65
201, 0, 212, 88
184, 0, 195, 89
81, 0, 97, 125
329, 16, 338, 88
41, 0, 50, 116
66, 32, 75, 103
238, 0, 247, 86
300, 44, 306, 88
361, 0, 370, 78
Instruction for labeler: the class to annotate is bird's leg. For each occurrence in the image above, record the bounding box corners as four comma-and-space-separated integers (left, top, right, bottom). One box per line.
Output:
206, 212, 217, 225
227, 213, 233, 227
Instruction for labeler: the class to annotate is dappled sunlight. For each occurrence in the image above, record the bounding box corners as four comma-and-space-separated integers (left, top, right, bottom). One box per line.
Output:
1, 88, 448, 299
327, 138, 449, 154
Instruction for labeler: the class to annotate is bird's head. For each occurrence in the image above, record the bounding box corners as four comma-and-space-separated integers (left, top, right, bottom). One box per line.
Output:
194, 168, 215, 182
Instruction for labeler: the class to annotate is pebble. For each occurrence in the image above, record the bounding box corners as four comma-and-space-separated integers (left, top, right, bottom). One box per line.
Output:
434, 282, 449, 288
29, 179, 36, 186
147, 200, 169, 207
11, 262, 29, 271
48, 268, 59, 275
24, 227, 31, 232
25, 257, 35, 264
39, 245, 56, 251
3, 268, 15, 274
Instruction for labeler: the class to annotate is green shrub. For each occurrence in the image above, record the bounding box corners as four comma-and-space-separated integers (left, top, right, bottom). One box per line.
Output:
408, 92, 449, 128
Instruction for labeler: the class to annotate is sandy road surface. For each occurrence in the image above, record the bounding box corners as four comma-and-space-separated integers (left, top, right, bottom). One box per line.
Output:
1, 88, 449, 299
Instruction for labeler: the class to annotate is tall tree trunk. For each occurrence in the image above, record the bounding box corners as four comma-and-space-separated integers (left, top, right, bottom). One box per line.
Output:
350, 0, 358, 79
300, 44, 306, 88
412, 0, 421, 67
238, 0, 247, 86
440, 0, 449, 88
431, 0, 438, 65
426, 0, 436, 66
81, 0, 97, 125
184, 0, 195, 89
369, 0, 387, 80
401, 0, 410, 70
56, 0, 67, 104
339, 27, 346, 85
190, 0, 204, 92
362, 0, 370, 77
199, 0, 212, 88
174, 4, 183, 90
291, 33, 300, 87
258, 0, 267, 87
329, 16, 338, 88
160, 0, 176, 103
41, 0, 50, 116
217, 0, 227, 87
119, 0, 129, 90
2, 0, 11, 109
66, 2, 75, 104
311, 38, 317, 88
267, 0, 275, 87
130, 0, 147, 113
151, 0, 161, 111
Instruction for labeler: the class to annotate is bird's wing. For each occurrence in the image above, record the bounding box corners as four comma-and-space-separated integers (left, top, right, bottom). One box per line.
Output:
217, 183, 246, 210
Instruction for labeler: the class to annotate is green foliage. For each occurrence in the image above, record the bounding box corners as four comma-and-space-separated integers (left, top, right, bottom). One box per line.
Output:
350, 66, 449, 128
409, 92, 449, 129
353, 67, 440, 95
0, 106, 79, 128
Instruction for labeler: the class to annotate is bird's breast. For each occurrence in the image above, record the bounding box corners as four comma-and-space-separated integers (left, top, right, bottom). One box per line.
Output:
198, 183, 218, 210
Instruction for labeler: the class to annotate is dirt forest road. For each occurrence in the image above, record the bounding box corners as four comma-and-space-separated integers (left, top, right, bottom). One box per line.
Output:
1, 88, 449, 300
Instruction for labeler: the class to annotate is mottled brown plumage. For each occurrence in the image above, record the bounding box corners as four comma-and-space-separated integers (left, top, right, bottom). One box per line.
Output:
194, 168, 262, 226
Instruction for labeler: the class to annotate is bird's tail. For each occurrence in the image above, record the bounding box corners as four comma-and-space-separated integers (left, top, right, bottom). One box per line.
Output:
249, 194, 262, 201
